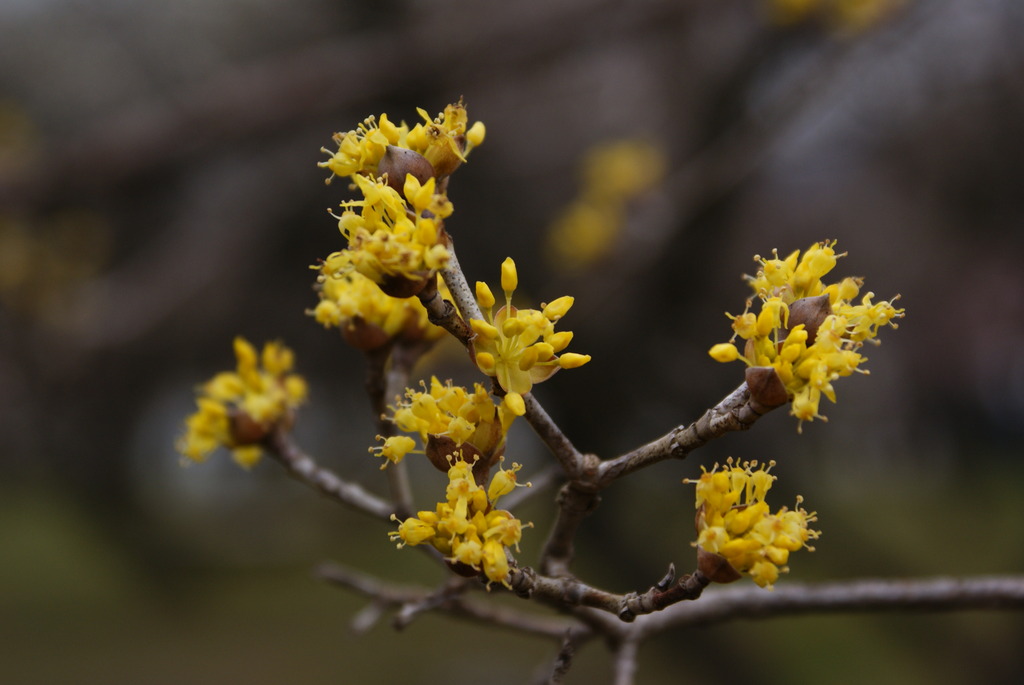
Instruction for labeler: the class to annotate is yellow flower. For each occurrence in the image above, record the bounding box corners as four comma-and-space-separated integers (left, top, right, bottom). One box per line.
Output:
710, 241, 903, 427
470, 258, 591, 416
389, 458, 531, 588
176, 337, 307, 468
318, 113, 405, 183
686, 459, 819, 589
405, 100, 484, 177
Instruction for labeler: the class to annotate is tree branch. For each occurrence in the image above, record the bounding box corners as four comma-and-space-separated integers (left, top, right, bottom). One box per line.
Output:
611, 633, 641, 685
315, 561, 583, 639
636, 575, 1024, 636
508, 564, 709, 621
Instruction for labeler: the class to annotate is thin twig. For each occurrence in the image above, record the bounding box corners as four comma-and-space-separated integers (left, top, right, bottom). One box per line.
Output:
537, 632, 578, 685
523, 392, 586, 477
440, 240, 484, 325
381, 342, 428, 518
500, 463, 563, 512
597, 381, 774, 486
420, 274, 474, 346
265, 430, 393, 520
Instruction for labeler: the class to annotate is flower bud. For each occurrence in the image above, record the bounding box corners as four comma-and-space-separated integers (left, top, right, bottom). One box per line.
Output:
557, 353, 591, 369
476, 281, 495, 309
709, 343, 739, 363
500, 257, 518, 294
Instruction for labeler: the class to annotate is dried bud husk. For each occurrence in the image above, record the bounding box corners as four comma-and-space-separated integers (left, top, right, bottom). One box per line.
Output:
745, 366, 789, 409
229, 409, 270, 445
787, 294, 832, 343
696, 546, 742, 584
340, 318, 392, 352
446, 560, 483, 578
425, 434, 462, 474
377, 145, 435, 192
378, 270, 432, 298
425, 434, 503, 485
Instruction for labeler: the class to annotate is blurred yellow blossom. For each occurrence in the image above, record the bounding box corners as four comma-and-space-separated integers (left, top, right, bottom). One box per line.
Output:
547, 139, 665, 271
177, 337, 307, 468
390, 458, 530, 588
709, 241, 903, 428
471, 258, 591, 416
766, 0, 905, 33
686, 459, 819, 589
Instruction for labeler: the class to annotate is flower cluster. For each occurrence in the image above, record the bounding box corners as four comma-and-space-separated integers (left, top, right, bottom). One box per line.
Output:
310, 251, 447, 350
390, 458, 529, 588
318, 102, 485, 298
709, 241, 903, 426
687, 460, 819, 589
547, 139, 666, 270
177, 338, 308, 468
319, 102, 485, 183
329, 173, 453, 296
470, 257, 591, 416
373, 376, 516, 471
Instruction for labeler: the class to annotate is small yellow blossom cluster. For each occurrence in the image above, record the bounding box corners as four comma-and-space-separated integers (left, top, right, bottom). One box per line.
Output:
318, 102, 486, 297
0, 212, 111, 322
373, 376, 516, 471
310, 251, 446, 350
767, 0, 905, 33
709, 241, 903, 426
390, 458, 529, 588
330, 173, 453, 294
177, 338, 308, 468
687, 459, 819, 589
319, 102, 485, 183
547, 139, 666, 270
471, 258, 591, 416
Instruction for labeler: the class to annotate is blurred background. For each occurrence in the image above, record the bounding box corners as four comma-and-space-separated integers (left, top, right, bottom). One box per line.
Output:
2, 0, 1024, 683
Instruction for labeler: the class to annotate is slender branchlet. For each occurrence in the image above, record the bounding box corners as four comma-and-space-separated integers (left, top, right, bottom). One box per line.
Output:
264, 429, 394, 520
